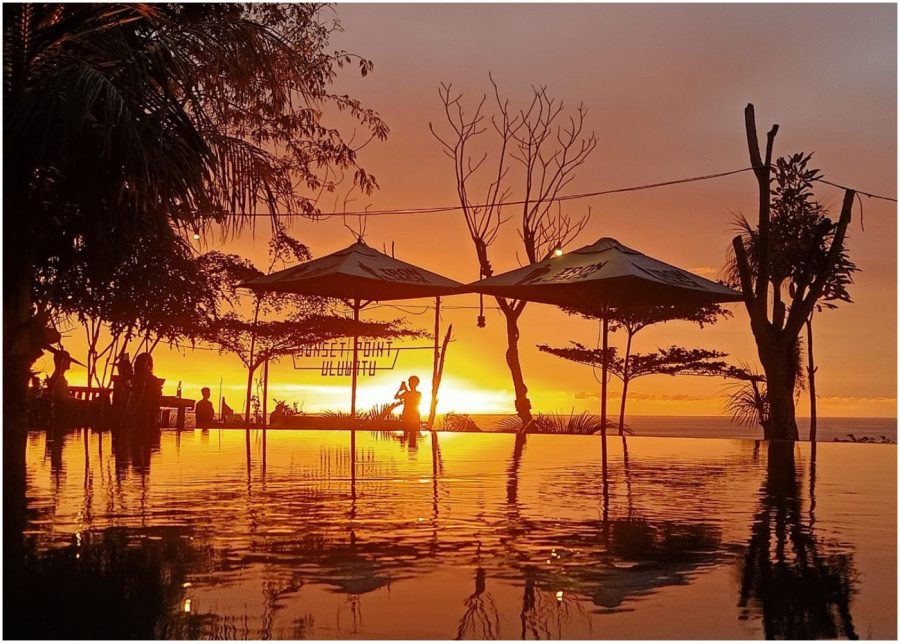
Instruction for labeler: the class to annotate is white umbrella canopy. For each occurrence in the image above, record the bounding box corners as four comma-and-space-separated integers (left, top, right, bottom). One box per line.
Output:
241, 239, 463, 421
242, 240, 462, 301
464, 237, 741, 469
462, 237, 742, 310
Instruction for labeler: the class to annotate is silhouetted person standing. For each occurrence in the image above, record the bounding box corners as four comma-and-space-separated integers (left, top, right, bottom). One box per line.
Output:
195, 387, 215, 427
48, 349, 72, 401
395, 376, 422, 429
126, 353, 163, 433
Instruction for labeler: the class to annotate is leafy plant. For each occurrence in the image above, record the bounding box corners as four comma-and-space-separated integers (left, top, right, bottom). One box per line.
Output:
539, 343, 732, 433
441, 412, 481, 432
833, 434, 896, 444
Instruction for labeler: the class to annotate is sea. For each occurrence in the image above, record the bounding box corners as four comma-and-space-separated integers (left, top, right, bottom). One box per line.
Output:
175, 411, 896, 442
461, 414, 897, 442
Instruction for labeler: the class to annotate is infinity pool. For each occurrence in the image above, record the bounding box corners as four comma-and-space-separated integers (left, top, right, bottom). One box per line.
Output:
9, 429, 896, 639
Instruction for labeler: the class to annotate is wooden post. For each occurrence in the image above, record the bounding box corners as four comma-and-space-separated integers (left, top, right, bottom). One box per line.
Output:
807, 314, 817, 443
428, 296, 441, 429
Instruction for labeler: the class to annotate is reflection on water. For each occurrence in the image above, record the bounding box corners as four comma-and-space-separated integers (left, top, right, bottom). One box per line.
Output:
739, 442, 858, 639
7, 428, 896, 639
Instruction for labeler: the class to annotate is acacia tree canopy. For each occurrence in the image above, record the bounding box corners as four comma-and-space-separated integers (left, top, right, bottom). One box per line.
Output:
538, 343, 732, 381
565, 303, 731, 334
205, 313, 422, 371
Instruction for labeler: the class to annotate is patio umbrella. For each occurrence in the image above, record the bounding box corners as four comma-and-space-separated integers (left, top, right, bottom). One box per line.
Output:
463, 237, 742, 464
242, 239, 462, 420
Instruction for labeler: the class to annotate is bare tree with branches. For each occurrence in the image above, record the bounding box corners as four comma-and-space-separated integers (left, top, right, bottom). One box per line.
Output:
430, 76, 597, 426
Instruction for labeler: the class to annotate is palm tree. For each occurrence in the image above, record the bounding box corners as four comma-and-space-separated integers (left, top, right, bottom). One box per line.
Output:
562, 303, 730, 434
3, 4, 387, 539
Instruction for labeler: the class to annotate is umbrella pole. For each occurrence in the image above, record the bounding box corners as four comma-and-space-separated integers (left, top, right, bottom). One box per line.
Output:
351, 298, 360, 420
262, 358, 269, 428
600, 313, 609, 474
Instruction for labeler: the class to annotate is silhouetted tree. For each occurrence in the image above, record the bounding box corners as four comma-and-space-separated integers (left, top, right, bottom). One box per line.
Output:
40, 233, 236, 392
562, 303, 730, 433
431, 77, 597, 427
4, 4, 387, 539
205, 313, 414, 422
729, 105, 855, 440
539, 343, 732, 433
726, 153, 857, 441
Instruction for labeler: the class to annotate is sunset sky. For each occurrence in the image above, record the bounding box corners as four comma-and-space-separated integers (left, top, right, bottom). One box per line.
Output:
48, 4, 897, 418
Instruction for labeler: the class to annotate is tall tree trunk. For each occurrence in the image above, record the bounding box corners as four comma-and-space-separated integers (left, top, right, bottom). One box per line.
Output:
504, 312, 532, 427
244, 298, 261, 427
758, 334, 800, 441
243, 363, 258, 427
618, 330, 633, 435
806, 314, 817, 443
3, 227, 33, 571
618, 377, 631, 436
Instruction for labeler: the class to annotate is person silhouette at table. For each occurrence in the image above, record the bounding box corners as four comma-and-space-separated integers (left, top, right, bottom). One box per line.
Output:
395, 376, 422, 429
195, 387, 216, 427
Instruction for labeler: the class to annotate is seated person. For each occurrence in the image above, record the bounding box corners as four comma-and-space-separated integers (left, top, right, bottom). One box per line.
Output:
195, 387, 216, 427
394, 376, 422, 428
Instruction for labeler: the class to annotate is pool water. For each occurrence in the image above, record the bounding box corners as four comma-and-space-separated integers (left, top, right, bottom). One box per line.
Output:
10, 429, 897, 639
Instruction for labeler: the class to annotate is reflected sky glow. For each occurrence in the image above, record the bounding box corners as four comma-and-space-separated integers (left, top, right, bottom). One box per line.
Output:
16, 428, 896, 639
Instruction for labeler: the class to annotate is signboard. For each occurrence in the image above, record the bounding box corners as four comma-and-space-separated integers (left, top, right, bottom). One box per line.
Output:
293, 340, 431, 376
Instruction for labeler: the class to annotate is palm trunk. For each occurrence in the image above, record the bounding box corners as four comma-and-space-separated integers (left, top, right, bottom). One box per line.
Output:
806, 314, 817, 443
504, 311, 532, 427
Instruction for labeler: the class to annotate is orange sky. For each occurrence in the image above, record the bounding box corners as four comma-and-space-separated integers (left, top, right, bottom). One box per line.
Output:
46, 4, 897, 418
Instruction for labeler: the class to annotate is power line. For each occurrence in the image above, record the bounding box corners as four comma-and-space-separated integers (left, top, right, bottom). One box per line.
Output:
813, 178, 897, 203
214, 166, 896, 219
223, 167, 757, 218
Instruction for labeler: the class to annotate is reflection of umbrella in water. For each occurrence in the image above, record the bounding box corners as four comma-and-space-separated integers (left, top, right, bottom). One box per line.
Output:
242, 239, 462, 418
463, 237, 742, 465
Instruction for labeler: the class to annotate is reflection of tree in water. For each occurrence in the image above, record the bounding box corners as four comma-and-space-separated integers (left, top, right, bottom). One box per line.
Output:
7, 526, 199, 639
502, 434, 724, 617
518, 565, 587, 640
456, 545, 501, 640
739, 441, 858, 639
